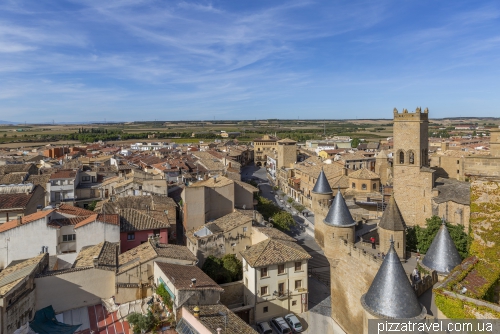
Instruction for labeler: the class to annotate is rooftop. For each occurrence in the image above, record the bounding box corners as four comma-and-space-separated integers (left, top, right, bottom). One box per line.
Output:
433, 177, 470, 205
184, 304, 258, 334
421, 220, 462, 275
118, 239, 196, 273
50, 169, 77, 180
348, 168, 380, 180
312, 168, 333, 194
324, 189, 355, 227
156, 262, 223, 291
73, 242, 118, 271
119, 208, 170, 232
240, 238, 311, 267
253, 226, 296, 242
190, 176, 233, 188
378, 195, 406, 231
0, 253, 47, 296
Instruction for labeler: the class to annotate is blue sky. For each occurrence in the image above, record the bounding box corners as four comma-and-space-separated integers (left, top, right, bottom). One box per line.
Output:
1, 0, 499, 122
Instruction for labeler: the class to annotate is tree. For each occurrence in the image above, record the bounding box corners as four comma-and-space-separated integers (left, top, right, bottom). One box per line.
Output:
127, 312, 156, 334
271, 211, 296, 231
406, 215, 470, 259
351, 138, 360, 148
156, 284, 173, 311
287, 197, 294, 204
87, 200, 98, 211
222, 254, 243, 281
202, 256, 232, 284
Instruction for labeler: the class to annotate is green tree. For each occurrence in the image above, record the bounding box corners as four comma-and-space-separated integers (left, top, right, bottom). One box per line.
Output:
271, 211, 296, 231
287, 197, 294, 204
127, 312, 156, 334
156, 284, 173, 311
222, 254, 243, 281
351, 138, 360, 148
406, 215, 470, 259
202, 256, 231, 284
87, 200, 98, 211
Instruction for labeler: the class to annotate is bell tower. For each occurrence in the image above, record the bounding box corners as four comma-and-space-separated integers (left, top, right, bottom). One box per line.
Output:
393, 107, 433, 226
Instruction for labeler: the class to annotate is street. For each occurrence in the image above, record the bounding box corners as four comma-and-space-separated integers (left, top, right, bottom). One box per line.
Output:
241, 164, 335, 333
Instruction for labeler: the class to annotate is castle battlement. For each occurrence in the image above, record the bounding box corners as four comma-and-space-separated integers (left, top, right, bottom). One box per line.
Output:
335, 237, 384, 265
393, 107, 429, 121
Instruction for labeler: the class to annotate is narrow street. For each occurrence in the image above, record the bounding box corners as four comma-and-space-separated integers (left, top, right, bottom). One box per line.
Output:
241, 164, 335, 333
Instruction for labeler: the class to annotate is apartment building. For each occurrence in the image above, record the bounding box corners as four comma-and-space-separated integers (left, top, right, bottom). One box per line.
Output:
241, 238, 311, 323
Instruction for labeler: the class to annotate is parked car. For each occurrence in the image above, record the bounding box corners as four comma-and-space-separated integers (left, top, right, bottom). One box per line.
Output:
284, 314, 303, 333
271, 317, 292, 334
256, 321, 273, 334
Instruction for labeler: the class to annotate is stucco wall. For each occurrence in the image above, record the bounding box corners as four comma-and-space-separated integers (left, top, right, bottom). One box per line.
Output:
35, 268, 116, 313
206, 185, 234, 222
75, 222, 120, 253
183, 187, 206, 231
234, 183, 254, 210
2, 287, 36, 334
0, 218, 56, 268
120, 228, 168, 253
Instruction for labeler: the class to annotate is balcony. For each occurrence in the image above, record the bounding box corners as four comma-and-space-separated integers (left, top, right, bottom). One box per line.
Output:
274, 289, 291, 300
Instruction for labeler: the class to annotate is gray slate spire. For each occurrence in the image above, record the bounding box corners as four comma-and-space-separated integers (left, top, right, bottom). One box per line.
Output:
312, 168, 332, 194
378, 195, 406, 231
361, 238, 425, 319
323, 188, 355, 227
421, 218, 462, 274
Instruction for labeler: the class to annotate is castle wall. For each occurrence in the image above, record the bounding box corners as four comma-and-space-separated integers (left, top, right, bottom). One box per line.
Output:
464, 156, 500, 179
378, 228, 405, 259
393, 168, 434, 226
329, 238, 381, 334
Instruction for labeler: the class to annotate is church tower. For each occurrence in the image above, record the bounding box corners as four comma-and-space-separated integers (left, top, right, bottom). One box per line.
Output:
393, 107, 434, 226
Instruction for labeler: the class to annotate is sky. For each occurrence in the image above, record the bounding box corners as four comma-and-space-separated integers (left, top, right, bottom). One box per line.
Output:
0, 0, 499, 122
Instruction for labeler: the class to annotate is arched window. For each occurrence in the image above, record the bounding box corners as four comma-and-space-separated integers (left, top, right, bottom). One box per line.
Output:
408, 151, 415, 164
373, 183, 376, 190
362, 184, 367, 190
399, 150, 405, 164
352, 183, 356, 189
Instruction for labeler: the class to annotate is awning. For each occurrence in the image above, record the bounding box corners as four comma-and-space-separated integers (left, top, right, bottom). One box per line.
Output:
30, 306, 81, 334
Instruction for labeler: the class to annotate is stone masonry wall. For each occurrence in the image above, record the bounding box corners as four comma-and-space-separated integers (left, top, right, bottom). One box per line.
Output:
329, 238, 381, 334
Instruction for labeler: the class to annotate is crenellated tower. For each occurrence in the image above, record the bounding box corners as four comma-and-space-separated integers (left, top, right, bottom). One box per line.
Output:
393, 107, 434, 226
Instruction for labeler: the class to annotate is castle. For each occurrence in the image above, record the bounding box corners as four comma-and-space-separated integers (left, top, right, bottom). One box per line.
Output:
310, 107, 477, 333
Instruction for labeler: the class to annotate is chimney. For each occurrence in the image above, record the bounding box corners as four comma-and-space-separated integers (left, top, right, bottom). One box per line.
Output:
37, 205, 43, 212
343, 167, 348, 176
190, 278, 197, 288
216, 328, 222, 334
17, 216, 22, 226
193, 306, 200, 318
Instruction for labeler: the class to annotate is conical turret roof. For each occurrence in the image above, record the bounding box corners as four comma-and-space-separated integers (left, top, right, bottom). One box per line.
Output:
378, 195, 406, 231
323, 188, 355, 227
361, 238, 425, 319
421, 218, 462, 274
312, 168, 332, 194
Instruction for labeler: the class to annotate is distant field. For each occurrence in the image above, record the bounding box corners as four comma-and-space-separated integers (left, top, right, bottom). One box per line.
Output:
0, 117, 497, 149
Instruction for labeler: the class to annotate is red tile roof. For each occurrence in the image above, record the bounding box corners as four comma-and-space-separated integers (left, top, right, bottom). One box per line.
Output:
50, 169, 77, 180
57, 204, 95, 216
0, 193, 32, 209
0, 209, 54, 233
155, 262, 223, 291
74, 214, 119, 229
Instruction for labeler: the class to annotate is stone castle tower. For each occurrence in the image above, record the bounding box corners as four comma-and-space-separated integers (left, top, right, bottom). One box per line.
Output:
393, 107, 434, 226
311, 168, 333, 248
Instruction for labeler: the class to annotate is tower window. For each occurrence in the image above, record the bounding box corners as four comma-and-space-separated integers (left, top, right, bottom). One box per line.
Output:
457, 160, 460, 164
399, 151, 405, 164
352, 183, 355, 189
373, 183, 376, 190
362, 184, 367, 190
409, 151, 414, 164
457, 170, 460, 174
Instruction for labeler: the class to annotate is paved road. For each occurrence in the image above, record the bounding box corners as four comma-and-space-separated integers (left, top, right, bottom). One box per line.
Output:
241, 164, 331, 310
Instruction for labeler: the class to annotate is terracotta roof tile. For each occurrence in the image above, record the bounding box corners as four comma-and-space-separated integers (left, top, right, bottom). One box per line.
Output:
0, 192, 32, 209
155, 262, 223, 291
73, 213, 119, 229
252, 227, 296, 241
185, 304, 258, 334
118, 240, 196, 273
0, 172, 28, 185
73, 241, 118, 270
240, 239, 311, 267
120, 208, 170, 232
57, 204, 96, 216
0, 209, 54, 233
348, 168, 380, 180
50, 169, 77, 180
